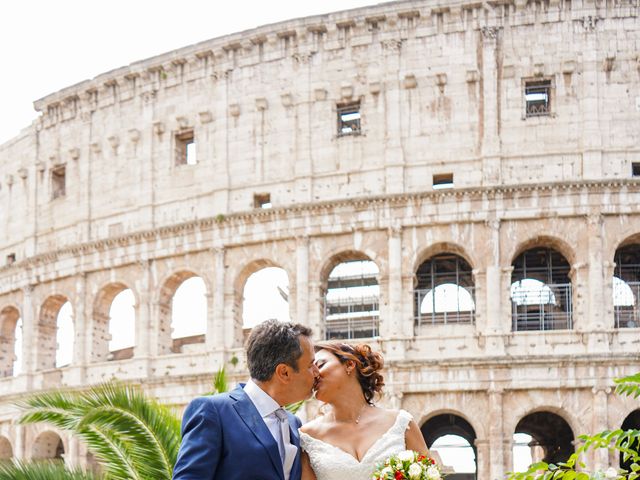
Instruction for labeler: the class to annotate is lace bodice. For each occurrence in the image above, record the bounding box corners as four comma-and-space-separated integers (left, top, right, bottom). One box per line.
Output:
300, 410, 412, 480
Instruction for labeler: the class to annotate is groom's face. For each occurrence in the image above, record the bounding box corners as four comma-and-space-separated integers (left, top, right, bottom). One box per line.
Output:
287, 335, 319, 402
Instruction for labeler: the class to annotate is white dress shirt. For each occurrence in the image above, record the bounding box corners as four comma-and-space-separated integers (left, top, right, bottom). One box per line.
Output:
244, 380, 296, 480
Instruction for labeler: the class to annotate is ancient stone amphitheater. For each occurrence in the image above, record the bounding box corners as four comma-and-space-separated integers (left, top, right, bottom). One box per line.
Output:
1, 0, 639, 477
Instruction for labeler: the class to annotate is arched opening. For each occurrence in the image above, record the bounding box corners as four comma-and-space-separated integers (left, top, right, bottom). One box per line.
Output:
157, 271, 207, 354
37, 295, 71, 371
323, 257, 379, 340
242, 267, 290, 329
55, 301, 74, 368
613, 244, 640, 328
620, 409, 640, 470
511, 247, 572, 331
514, 411, 574, 464
170, 275, 207, 353
512, 433, 544, 473
0, 306, 20, 377
414, 253, 475, 327
32, 431, 64, 460
421, 414, 477, 479
0, 436, 12, 459
108, 289, 136, 361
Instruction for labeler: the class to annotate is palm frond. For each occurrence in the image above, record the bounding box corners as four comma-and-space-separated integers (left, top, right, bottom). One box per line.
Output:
0, 460, 99, 480
212, 367, 228, 394
614, 372, 640, 399
17, 382, 181, 480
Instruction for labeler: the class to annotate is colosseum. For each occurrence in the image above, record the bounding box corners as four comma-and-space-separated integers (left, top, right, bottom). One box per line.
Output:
1, 0, 639, 477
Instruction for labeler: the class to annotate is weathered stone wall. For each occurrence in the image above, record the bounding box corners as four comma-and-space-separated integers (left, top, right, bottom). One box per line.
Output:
0, 0, 639, 477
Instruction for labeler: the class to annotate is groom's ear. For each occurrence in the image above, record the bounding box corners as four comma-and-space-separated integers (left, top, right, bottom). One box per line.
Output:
274, 363, 292, 384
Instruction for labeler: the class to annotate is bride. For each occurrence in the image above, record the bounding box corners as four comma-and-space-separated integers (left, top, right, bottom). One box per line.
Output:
300, 343, 431, 480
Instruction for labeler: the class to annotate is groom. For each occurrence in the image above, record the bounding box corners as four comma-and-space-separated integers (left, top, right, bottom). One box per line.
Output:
172, 320, 319, 480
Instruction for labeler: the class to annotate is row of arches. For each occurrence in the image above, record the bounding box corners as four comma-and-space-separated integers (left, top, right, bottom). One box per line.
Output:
424, 408, 640, 477
1, 240, 639, 377
1, 408, 638, 475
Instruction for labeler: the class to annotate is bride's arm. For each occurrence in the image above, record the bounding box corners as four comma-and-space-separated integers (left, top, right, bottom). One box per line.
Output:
301, 451, 317, 480
405, 419, 430, 456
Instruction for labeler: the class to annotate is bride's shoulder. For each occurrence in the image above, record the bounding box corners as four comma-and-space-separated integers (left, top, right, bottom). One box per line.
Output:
373, 407, 412, 421
299, 416, 329, 437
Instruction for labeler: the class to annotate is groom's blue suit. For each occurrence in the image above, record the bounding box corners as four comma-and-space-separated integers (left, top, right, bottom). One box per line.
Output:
172, 384, 302, 480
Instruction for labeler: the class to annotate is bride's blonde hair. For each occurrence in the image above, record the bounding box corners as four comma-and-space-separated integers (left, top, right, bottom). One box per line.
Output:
316, 342, 384, 404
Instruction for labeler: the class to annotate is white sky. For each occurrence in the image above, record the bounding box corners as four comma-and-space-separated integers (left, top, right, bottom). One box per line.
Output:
0, 0, 379, 145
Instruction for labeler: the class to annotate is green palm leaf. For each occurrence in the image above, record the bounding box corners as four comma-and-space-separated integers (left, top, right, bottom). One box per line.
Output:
17, 382, 181, 480
0, 460, 99, 480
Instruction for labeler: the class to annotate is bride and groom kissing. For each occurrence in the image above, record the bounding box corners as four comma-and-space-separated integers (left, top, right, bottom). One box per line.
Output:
172, 320, 430, 480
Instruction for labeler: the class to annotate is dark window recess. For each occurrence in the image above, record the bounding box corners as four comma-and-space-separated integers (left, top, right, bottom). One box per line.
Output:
525, 80, 551, 117
6, 253, 16, 266
337, 103, 361, 136
433, 173, 454, 189
254, 193, 272, 209
632, 163, 640, 177
51, 166, 66, 199
175, 131, 196, 166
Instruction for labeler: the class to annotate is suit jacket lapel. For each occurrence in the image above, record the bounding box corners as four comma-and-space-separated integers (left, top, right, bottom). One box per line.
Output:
231, 386, 285, 480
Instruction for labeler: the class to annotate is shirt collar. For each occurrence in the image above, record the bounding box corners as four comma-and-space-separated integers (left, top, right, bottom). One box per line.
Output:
244, 379, 281, 418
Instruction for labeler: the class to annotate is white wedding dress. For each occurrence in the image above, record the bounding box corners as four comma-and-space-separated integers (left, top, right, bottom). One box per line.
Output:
300, 410, 412, 480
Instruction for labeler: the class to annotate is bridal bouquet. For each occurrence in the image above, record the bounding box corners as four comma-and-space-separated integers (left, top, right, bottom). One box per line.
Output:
371, 450, 442, 480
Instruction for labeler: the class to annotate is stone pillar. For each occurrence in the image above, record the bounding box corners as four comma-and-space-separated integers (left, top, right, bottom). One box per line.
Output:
308, 281, 323, 338
14, 424, 25, 460
586, 214, 610, 351
475, 438, 490, 480
134, 261, 151, 359
488, 389, 505, 480
581, 22, 602, 179
296, 236, 310, 327
484, 220, 506, 353
591, 386, 611, 469
73, 274, 87, 367
20, 286, 36, 379
383, 226, 407, 337
209, 247, 226, 350
479, 25, 503, 185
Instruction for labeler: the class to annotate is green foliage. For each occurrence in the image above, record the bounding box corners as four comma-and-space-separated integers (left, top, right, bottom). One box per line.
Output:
285, 400, 305, 414
210, 367, 229, 395
0, 460, 99, 480
18, 382, 181, 480
506, 373, 640, 480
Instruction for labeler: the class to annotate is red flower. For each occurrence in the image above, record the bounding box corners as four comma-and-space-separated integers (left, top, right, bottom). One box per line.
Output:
417, 455, 426, 462
395, 471, 405, 480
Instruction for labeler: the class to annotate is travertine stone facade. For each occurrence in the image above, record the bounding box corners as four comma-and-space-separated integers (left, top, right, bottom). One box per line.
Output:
1, 0, 639, 478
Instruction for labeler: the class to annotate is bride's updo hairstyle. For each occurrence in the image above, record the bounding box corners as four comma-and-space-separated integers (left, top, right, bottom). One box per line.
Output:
316, 343, 384, 404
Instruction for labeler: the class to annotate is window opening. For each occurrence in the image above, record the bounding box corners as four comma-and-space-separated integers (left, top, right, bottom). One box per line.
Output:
5, 253, 15, 266
613, 244, 640, 328
337, 103, 361, 136
254, 193, 272, 209
525, 80, 551, 117
433, 173, 454, 190
51, 166, 66, 199
175, 130, 196, 166
632, 163, 640, 177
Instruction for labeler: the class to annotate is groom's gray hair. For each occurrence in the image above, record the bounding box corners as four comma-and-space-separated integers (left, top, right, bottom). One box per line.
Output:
246, 319, 312, 381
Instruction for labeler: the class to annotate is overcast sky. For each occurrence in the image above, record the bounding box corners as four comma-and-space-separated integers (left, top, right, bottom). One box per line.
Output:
0, 0, 379, 145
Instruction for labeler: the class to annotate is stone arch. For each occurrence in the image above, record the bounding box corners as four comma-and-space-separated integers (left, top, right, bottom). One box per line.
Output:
0, 435, 12, 459
510, 244, 573, 331
0, 306, 20, 377
91, 282, 137, 362
157, 270, 208, 354
413, 245, 476, 327
509, 235, 577, 268
36, 294, 70, 371
412, 242, 477, 277
620, 409, 640, 470
513, 409, 575, 464
234, 259, 291, 332
32, 430, 65, 460
611, 238, 640, 329
421, 411, 478, 478
319, 250, 381, 340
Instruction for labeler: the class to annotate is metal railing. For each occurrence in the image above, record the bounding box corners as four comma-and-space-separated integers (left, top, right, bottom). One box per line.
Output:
511, 283, 572, 331
414, 286, 475, 327
614, 281, 640, 328
324, 295, 379, 339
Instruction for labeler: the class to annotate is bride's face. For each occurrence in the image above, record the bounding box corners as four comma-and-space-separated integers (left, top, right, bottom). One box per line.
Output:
313, 349, 350, 403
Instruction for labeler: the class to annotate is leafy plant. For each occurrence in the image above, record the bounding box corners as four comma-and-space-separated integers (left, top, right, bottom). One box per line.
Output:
507, 373, 640, 480
0, 460, 99, 480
